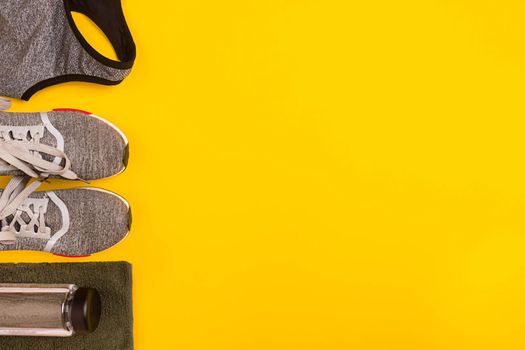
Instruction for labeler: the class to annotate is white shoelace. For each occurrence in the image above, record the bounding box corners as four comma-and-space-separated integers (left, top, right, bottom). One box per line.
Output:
0, 176, 46, 244
0, 137, 80, 244
0, 139, 79, 180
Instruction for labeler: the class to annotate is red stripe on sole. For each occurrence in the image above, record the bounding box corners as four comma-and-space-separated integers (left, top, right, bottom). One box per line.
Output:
52, 108, 92, 115
53, 253, 91, 258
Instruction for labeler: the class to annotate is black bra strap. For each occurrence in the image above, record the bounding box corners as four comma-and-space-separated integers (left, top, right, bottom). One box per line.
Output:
66, 0, 136, 68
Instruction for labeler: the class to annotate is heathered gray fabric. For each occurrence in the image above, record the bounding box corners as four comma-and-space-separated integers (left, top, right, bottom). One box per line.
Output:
0, 110, 128, 180
0, 262, 134, 350
0, 187, 131, 256
0, 0, 132, 99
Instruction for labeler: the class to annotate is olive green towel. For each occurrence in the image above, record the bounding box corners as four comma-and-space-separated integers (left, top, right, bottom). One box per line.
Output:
0, 262, 133, 350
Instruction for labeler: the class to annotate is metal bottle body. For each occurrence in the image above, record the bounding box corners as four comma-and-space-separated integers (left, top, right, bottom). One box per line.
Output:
0, 284, 79, 337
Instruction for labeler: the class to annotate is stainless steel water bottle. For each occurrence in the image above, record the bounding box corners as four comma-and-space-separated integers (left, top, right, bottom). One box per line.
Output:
0, 284, 101, 337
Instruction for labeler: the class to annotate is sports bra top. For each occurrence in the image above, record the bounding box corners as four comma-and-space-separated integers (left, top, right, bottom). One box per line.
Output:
0, 0, 136, 101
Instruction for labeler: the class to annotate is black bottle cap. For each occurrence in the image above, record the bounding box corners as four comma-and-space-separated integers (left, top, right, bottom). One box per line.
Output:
71, 287, 102, 335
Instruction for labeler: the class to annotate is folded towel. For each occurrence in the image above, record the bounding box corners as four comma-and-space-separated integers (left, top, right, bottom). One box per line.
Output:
0, 261, 133, 350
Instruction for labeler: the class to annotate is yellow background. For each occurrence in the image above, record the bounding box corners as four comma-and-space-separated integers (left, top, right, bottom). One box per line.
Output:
5, 0, 525, 348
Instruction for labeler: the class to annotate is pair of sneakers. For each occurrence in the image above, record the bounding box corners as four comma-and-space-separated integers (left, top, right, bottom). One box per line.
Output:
0, 108, 131, 257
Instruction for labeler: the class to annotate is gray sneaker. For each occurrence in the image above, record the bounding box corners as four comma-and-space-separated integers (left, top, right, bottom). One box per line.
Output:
0, 178, 130, 257
0, 108, 128, 180
0, 108, 131, 256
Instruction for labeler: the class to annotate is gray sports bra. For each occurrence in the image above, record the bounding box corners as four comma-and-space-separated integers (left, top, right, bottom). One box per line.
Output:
0, 0, 136, 101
